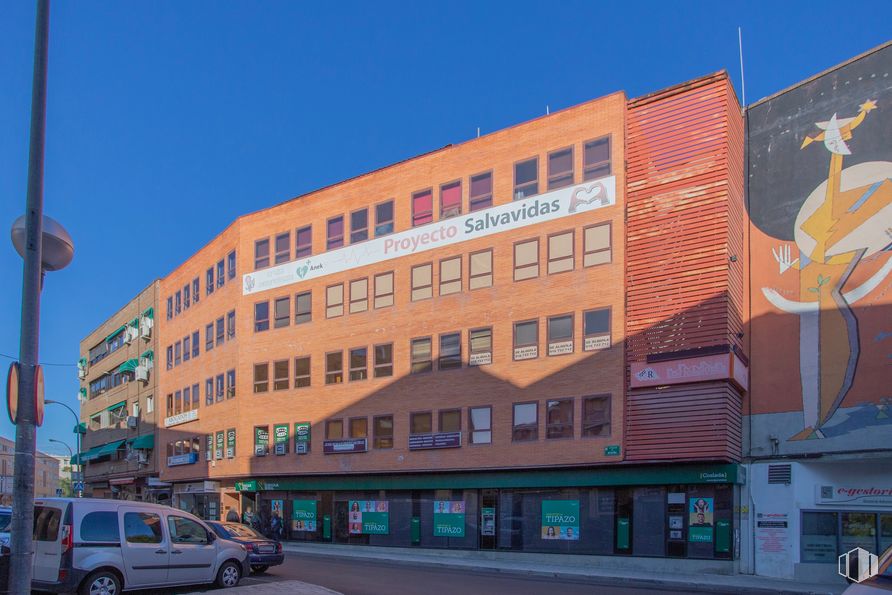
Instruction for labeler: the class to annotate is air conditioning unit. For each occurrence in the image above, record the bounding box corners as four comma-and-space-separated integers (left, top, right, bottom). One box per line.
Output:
139, 356, 153, 371
124, 325, 139, 344
126, 416, 138, 429
136, 451, 148, 465
77, 367, 86, 380
135, 366, 149, 383
139, 317, 153, 339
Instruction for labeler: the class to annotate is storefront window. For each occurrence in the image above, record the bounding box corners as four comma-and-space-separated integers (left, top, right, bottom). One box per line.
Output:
801, 511, 838, 563
841, 512, 878, 553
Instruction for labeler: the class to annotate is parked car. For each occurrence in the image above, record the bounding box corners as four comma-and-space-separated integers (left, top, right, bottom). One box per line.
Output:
31, 498, 249, 594
0, 505, 11, 548
206, 521, 284, 573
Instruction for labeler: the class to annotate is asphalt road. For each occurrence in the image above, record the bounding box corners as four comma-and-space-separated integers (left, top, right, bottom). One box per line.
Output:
142, 552, 726, 595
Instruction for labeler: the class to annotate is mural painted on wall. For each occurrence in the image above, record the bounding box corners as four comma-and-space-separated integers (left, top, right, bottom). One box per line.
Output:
748, 43, 892, 450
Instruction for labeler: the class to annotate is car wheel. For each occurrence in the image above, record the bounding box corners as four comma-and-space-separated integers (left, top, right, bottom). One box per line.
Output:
251, 564, 269, 574
216, 560, 242, 588
79, 570, 121, 595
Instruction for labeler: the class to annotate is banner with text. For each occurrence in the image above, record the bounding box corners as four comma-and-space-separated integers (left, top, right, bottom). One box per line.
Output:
433, 501, 466, 537
541, 500, 580, 540
349, 500, 389, 535
291, 500, 317, 531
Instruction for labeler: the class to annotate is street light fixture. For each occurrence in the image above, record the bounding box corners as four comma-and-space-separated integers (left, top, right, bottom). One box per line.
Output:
47, 439, 72, 496
45, 400, 82, 496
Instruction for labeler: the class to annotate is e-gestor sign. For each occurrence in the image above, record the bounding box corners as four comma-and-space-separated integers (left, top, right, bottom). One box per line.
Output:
433, 501, 465, 537
294, 421, 311, 454
349, 500, 389, 535
273, 424, 289, 455
541, 500, 579, 540
291, 500, 317, 532
243, 176, 616, 296
226, 428, 236, 458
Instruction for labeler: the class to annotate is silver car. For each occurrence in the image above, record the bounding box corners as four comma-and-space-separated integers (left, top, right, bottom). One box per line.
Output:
31, 498, 249, 594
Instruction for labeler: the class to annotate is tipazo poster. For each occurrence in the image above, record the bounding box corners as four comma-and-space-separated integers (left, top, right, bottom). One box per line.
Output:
349, 500, 389, 535
291, 500, 317, 532
541, 500, 579, 540
433, 501, 465, 537
689, 497, 714, 543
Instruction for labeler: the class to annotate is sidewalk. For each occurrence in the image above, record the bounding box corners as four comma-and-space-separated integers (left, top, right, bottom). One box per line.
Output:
187, 579, 341, 594
282, 542, 846, 595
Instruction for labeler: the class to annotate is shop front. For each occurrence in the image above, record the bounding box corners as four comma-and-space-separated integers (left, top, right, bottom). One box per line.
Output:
233, 463, 742, 565
172, 480, 222, 521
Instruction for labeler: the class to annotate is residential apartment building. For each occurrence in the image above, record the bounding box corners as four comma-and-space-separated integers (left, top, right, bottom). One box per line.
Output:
76, 281, 161, 501
0, 437, 61, 504
149, 72, 746, 571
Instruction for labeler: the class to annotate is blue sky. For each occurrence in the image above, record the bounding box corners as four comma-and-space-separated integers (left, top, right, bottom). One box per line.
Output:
2, 0, 891, 458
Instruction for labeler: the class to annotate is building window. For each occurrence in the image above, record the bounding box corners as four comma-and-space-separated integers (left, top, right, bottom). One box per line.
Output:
410, 411, 432, 435
439, 409, 461, 432
547, 314, 574, 356
205, 323, 214, 351
290, 291, 310, 324
326, 419, 343, 440
226, 369, 236, 398
349, 347, 368, 381
548, 146, 574, 190
350, 209, 368, 243
183, 335, 191, 362
546, 398, 574, 439
412, 189, 433, 226
273, 360, 289, 391
325, 351, 343, 384
801, 512, 839, 563
374, 272, 394, 309
166, 296, 173, 320
174, 390, 181, 414
274, 296, 290, 328
216, 374, 224, 401
215, 317, 224, 346
513, 402, 538, 441
295, 225, 312, 258
255, 302, 270, 333
147, 396, 154, 413
326, 284, 344, 318
254, 238, 270, 270
191, 331, 199, 358
205, 379, 213, 406
183, 284, 190, 309
583, 308, 611, 350
469, 249, 493, 289
514, 157, 538, 200
349, 417, 368, 439
584, 136, 611, 180
583, 222, 611, 267
440, 180, 462, 219
175, 291, 181, 315
349, 278, 368, 313
274, 232, 290, 264
373, 415, 393, 449
166, 346, 173, 370
191, 384, 199, 409
410, 337, 432, 374
513, 319, 538, 360
253, 363, 269, 394
439, 256, 461, 295
514, 239, 539, 281
216, 259, 225, 287
375, 201, 394, 236
411, 263, 433, 301
469, 327, 493, 366
294, 356, 310, 388
205, 268, 214, 296
326, 216, 344, 250
226, 310, 235, 339
439, 332, 461, 370
582, 395, 611, 437
174, 342, 181, 366
374, 344, 393, 378
548, 231, 574, 274
469, 171, 493, 212
469, 406, 492, 444
227, 250, 236, 279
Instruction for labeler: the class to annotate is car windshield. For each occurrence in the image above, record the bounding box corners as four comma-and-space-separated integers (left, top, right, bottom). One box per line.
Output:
0, 512, 10, 532
222, 523, 264, 538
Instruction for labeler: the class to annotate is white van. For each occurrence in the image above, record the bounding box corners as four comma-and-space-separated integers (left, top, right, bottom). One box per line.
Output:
31, 498, 249, 594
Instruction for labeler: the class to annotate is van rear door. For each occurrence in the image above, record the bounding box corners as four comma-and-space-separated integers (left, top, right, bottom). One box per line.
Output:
118, 507, 169, 588
32, 502, 67, 583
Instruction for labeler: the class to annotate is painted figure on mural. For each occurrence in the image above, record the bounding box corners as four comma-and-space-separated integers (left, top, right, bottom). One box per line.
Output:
762, 100, 892, 440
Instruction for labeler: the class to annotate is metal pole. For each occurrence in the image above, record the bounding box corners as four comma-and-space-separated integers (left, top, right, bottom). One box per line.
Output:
47, 440, 72, 496
10, 0, 50, 592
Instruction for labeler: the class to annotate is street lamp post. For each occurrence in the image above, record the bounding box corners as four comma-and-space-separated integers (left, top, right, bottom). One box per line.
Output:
47, 439, 72, 496
44, 399, 82, 496
9, 1, 74, 592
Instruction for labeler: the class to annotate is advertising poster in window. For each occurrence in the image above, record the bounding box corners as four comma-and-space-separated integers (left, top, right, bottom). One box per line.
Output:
291, 500, 317, 532
226, 428, 236, 458
348, 500, 389, 535
689, 497, 714, 542
433, 501, 465, 537
541, 500, 580, 540
215, 431, 224, 459
205, 434, 213, 461
273, 424, 289, 455
254, 427, 269, 456
294, 421, 310, 454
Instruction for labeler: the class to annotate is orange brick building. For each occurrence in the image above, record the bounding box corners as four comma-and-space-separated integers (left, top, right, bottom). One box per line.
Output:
144, 73, 745, 564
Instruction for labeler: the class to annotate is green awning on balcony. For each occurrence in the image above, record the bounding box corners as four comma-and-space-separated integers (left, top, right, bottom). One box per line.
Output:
129, 434, 154, 450
129, 317, 139, 328
140, 349, 154, 361
105, 325, 126, 342
118, 359, 139, 373
78, 387, 87, 399
106, 400, 127, 412
93, 439, 125, 458
74, 422, 86, 435
77, 357, 87, 368
142, 307, 154, 319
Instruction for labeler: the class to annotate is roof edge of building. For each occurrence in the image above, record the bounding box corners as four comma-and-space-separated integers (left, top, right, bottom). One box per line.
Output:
80, 279, 160, 348
628, 70, 732, 109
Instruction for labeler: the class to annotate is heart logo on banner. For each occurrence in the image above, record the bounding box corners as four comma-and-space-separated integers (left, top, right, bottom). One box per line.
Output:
569, 182, 607, 213
296, 265, 309, 279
